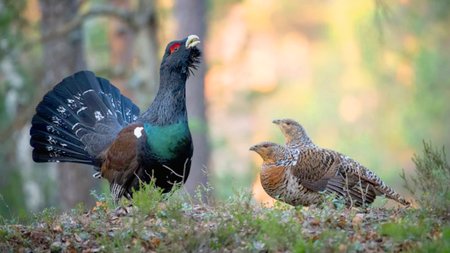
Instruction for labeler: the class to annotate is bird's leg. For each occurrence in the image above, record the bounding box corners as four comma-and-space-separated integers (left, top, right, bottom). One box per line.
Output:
110, 182, 134, 217
113, 205, 133, 217
112, 193, 134, 217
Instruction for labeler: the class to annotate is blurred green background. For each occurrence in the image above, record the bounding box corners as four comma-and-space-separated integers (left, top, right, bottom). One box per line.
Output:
0, 0, 449, 219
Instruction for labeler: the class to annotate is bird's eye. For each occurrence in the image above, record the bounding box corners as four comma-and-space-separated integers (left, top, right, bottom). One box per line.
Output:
169, 43, 181, 54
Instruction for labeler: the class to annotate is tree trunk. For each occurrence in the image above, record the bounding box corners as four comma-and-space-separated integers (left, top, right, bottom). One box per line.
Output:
134, 0, 159, 107
107, 0, 135, 96
39, 0, 97, 210
174, 0, 210, 196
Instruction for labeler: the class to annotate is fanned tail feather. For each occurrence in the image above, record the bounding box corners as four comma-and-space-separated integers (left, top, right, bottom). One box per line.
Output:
30, 71, 140, 167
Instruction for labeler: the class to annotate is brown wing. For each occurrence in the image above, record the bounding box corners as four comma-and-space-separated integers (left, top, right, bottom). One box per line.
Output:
292, 147, 377, 206
100, 123, 143, 200
323, 171, 377, 207
291, 147, 341, 190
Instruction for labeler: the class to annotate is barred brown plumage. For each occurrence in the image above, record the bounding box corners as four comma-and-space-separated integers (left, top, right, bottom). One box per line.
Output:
272, 118, 410, 207
249, 142, 324, 206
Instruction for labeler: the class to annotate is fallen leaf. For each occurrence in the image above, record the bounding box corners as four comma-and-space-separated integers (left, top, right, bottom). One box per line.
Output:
352, 213, 364, 226
151, 237, 161, 247
310, 218, 320, 226
52, 225, 62, 233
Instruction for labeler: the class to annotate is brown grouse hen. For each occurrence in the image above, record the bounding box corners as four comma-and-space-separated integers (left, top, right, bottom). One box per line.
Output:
250, 119, 410, 207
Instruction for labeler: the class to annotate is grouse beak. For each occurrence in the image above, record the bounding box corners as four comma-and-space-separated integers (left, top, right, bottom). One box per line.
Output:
186, 35, 200, 49
272, 119, 281, 125
249, 145, 258, 152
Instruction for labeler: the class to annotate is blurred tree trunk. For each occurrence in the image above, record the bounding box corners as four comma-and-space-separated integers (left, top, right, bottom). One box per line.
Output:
39, 0, 97, 210
108, 0, 134, 96
174, 0, 210, 196
133, 0, 159, 107
106, 0, 159, 109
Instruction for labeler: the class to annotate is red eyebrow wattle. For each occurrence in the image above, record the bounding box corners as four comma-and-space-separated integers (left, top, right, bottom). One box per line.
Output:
169, 43, 181, 53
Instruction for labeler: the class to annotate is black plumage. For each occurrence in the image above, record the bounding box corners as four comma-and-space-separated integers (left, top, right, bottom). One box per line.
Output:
30, 35, 201, 200
30, 72, 139, 166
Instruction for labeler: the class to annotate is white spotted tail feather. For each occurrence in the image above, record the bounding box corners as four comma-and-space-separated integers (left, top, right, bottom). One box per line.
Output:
30, 71, 140, 167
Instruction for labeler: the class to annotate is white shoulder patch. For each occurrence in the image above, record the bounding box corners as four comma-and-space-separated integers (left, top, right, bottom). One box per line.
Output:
134, 127, 144, 138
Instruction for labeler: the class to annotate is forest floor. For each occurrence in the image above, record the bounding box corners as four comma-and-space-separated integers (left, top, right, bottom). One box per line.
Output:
2, 143, 449, 252
0, 184, 449, 253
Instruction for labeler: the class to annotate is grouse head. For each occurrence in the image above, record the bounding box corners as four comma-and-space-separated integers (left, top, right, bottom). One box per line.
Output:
249, 141, 286, 164
161, 35, 201, 77
272, 118, 313, 147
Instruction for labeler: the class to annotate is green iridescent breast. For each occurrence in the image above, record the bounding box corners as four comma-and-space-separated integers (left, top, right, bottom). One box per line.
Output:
143, 122, 190, 159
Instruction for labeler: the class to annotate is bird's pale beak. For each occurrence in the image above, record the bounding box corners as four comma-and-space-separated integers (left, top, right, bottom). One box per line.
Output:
272, 119, 281, 125
186, 35, 200, 48
249, 145, 257, 151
